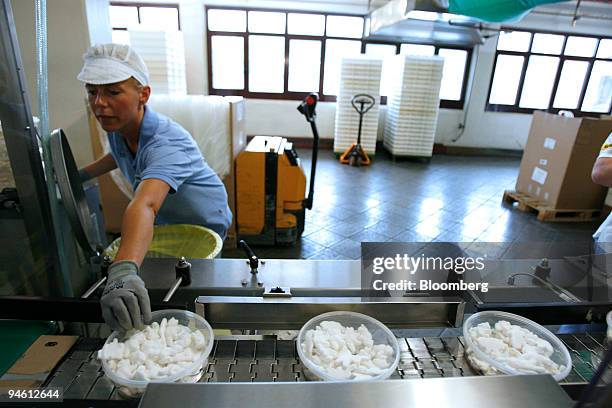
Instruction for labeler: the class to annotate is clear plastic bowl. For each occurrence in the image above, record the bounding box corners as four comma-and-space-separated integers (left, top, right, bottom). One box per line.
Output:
462, 311, 572, 381
296, 311, 400, 381
100, 309, 214, 394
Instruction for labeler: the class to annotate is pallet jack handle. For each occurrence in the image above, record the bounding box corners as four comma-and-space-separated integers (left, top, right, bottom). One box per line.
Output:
297, 93, 319, 210
351, 94, 375, 145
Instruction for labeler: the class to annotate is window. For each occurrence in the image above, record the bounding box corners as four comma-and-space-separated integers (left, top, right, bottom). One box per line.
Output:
553, 61, 588, 109
518, 56, 559, 109
110, 3, 181, 45
288, 40, 322, 92
489, 55, 524, 105
248, 11, 286, 34
365, 43, 397, 97
206, 6, 471, 108
582, 61, 612, 113
249, 35, 285, 93
487, 29, 612, 116
287, 13, 325, 36
325, 15, 364, 38
438, 48, 468, 101
211, 36, 244, 89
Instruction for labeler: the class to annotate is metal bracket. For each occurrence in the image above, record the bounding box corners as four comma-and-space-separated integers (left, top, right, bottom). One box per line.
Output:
263, 286, 292, 298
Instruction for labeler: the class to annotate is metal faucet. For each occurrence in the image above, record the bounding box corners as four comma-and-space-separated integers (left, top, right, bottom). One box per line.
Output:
507, 269, 580, 303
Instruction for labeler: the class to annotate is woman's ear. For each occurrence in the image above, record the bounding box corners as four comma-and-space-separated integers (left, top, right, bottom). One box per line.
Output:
139, 85, 151, 107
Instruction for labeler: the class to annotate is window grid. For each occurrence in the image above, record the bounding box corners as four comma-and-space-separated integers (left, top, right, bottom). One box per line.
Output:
487, 29, 612, 117
110, 2, 181, 31
206, 6, 472, 109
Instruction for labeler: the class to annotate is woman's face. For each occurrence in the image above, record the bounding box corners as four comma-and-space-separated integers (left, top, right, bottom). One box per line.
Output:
86, 78, 150, 133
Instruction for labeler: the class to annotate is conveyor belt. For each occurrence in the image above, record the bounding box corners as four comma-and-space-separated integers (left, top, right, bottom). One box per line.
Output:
43, 333, 609, 401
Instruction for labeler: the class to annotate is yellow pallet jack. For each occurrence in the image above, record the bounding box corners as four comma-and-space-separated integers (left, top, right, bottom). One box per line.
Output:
235, 93, 320, 246
339, 94, 375, 167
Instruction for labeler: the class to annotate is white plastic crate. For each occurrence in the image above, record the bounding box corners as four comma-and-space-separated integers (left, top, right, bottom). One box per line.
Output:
129, 29, 187, 95
383, 54, 444, 158
334, 56, 383, 155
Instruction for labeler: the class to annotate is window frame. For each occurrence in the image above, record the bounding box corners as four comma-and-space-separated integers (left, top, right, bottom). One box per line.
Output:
110, 2, 181, 32
206, 5, 472, 109
486, 28, 612, 117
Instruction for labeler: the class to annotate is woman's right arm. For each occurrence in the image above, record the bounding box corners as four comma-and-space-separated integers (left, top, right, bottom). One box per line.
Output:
79, 153, 117, 181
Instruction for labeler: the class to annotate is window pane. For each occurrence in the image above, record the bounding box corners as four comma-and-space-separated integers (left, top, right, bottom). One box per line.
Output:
109, 6, 138, 29
323, 39, 362, 95
489, 54, 524, 105
208, 9, 246, 32
553, 60, 589, 109
326, 15, 363, 38
597, 39, 612, 59
140, 7, 179, 31
438, 49, 467, 101
531, 33, 564, 54
211, 36, 244, 89
248, 11, 286, 34
288, 40, 321, 92
365, 43, 397, 97
249, 35, 285, 93
497, 31, 531, 52
287, 13, 325, 36
112, 30, 130, 45
400, 43, 435, 56
582, 61, 612, 113
564, 36, 598, 57
519, 56, 560, 109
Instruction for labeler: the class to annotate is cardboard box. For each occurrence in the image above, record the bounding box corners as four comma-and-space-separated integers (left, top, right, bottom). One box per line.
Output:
516, 111, 612, 210
0, 335, 77, 389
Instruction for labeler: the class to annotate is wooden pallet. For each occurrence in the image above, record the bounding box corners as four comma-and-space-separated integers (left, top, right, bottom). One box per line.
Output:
502, 190, 602, 222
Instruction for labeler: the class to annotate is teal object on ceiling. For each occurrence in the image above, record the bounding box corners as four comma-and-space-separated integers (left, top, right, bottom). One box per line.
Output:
448, 0, 570, 22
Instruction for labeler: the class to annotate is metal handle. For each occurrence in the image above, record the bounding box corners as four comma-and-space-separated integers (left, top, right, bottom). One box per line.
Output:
163, 277, 183, 302
81, 276, 107, 299
350, 94, 375, 115
239, 240, 259, 274
163, 257, 192, 302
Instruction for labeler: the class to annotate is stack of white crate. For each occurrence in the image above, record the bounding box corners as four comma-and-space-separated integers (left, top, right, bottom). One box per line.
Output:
334, 56, 383, 155
129, 30, 187, 94
383, 55, 444, 157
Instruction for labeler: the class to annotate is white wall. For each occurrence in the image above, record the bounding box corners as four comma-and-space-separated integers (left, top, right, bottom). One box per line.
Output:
10, 0, 111, 167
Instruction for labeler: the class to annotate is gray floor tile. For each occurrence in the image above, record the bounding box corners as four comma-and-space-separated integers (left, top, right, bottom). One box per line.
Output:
303, 228, 345, 248
350, 224, 399, 242
328, 239, 362, 260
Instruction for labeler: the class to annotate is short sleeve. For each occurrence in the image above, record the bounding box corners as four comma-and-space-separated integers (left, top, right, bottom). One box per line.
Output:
599, 132, 612, 159
140, 142, 193, 193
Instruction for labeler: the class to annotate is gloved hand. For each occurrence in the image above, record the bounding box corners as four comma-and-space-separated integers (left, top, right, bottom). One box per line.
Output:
101, 260, 152, 332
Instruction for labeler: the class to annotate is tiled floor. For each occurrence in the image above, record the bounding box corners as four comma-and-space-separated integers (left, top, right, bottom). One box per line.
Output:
222, 149, 602, 260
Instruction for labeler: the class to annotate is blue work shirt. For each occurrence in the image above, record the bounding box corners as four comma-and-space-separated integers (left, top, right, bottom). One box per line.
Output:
107, 106, 232, 238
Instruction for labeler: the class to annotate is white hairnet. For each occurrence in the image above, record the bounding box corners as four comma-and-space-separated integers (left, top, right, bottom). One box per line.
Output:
77, 43, 149, 86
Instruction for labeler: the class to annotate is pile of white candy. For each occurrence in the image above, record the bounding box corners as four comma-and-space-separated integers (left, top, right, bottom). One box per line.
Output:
467, 320, 564, 376
301, 321, 394, 380
98, 317, 208, 381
